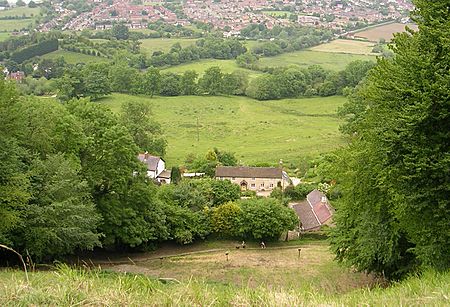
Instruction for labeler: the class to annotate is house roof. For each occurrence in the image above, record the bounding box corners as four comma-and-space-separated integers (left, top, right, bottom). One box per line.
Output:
215, 166, 283, 179
292, 189, 334, 231
158, 170, 171, 179
137, 153, 164, 171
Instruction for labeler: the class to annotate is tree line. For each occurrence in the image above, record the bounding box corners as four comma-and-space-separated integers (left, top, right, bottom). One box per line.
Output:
51, 59, 373, 102
323, 0, 449, 280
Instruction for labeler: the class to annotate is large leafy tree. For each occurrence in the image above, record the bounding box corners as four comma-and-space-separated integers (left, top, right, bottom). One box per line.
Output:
120, 100, 167, 156
20, 154, 102, 260
330, 0, 450, 278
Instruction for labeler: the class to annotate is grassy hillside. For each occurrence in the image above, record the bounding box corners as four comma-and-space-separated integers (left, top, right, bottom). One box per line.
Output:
258, 50, 376, 71
101, 94, 346, 167
0, 32, 10, 42
1, 241, 448, 306
0, 18, 34, 32
0, 7, 40, 18
139, 38, 199, 55
162, 58, 261, 78
310, 39, 376, 55
40, 50, 110, 64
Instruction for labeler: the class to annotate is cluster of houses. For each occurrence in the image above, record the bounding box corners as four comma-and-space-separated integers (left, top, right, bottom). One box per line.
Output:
138, 152, 334, 233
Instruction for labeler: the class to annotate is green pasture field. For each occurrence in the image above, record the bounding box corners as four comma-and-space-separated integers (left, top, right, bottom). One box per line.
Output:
139, 38, 199, 55
310, 39, 376, 55
262, 10, 293, 18
354, 22, 418, 42
259, 50, 376, 71
101, 94, 346, 167
40, 50, 110, 64
162, 58, 261, 78
0, 18, 34, 31
0, 32, 10, 41
0, 6, 40, 18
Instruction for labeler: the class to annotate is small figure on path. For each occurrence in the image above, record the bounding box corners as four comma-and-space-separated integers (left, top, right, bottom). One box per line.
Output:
260, 241, 266, 249
241, 241, 246, 249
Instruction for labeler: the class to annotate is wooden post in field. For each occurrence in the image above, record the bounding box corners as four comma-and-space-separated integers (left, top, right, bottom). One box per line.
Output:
298, 248, 301, 259
225, 251, 229, 261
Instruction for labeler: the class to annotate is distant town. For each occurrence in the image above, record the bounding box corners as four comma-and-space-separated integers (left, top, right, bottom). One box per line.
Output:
1, 0, 413, 36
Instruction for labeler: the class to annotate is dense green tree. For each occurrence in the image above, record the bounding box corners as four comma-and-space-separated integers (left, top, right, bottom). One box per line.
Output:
142, 67, 161, 97
82, 63, 111, 100
210, 202, 241, 237
199, 66, 223, 95
170, 166, 182, 185
21, 154, 102, 260
330, 0, 450, 278
120, 100, 167, 156
236, 198, 298, 240
180, 70, 198, 95
112, 23, 129, 40
109, 63, 138, 94
160, 72, 181, 96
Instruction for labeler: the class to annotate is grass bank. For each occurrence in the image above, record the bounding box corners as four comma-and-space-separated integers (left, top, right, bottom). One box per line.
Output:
1, 265, 448, 305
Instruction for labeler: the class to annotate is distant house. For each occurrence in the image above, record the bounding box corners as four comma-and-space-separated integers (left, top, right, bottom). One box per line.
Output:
215, 166, 290, 192
137, 152, 170, 183
292, 189, 334, 231
7, 71, 25, 83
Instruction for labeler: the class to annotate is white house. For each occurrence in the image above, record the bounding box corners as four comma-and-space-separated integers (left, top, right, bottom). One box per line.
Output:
137, 152, 168, 183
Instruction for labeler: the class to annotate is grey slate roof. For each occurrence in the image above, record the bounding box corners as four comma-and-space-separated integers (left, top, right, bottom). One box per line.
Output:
215, 166, 283, 179
137, 153, 163, 172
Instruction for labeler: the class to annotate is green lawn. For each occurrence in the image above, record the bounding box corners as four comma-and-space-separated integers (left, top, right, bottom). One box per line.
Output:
40, 50, 110, 64
139, 38, 198, 55
0, 18, 34, 31
0, 7, 40, 18
162, 59, 261, 78
262, 10, 293, 18
100, 94, 346, 167
310, 39, 376, 55
259, 50, 376, 71
0, 32, 10, 41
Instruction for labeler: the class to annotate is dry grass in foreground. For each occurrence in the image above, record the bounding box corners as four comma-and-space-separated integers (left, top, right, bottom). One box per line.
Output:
0, 265, 448, 306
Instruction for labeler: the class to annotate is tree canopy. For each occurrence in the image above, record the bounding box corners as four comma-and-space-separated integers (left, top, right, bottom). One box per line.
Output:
329, 0, 450, 279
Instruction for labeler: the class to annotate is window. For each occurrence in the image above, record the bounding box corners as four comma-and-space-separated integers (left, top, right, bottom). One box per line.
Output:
270, 183, 274, 188
260, 183, 265, 187
251, 183, 255, 187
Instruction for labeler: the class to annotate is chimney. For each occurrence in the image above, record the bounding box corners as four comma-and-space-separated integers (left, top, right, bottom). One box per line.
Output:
321, 196, 327, 204
144, 151, 149, 161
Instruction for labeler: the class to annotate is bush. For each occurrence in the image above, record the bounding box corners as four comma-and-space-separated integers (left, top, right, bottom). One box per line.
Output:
284, 183, 316, 200
236, 198, 298, 241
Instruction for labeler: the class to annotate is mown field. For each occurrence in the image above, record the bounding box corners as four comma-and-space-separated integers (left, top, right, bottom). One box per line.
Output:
0, 7, 40, 18
101, 94, 346, 167
354, 22, 419, 42
0, 32, 10, 41
40, 50, 110, 64
0, 18, 34, 31
310, 39, 376, 55
162, 58, 261, 78
258, 50, 376, 71
139, 38, 199, 56
1, 239, 448, 306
